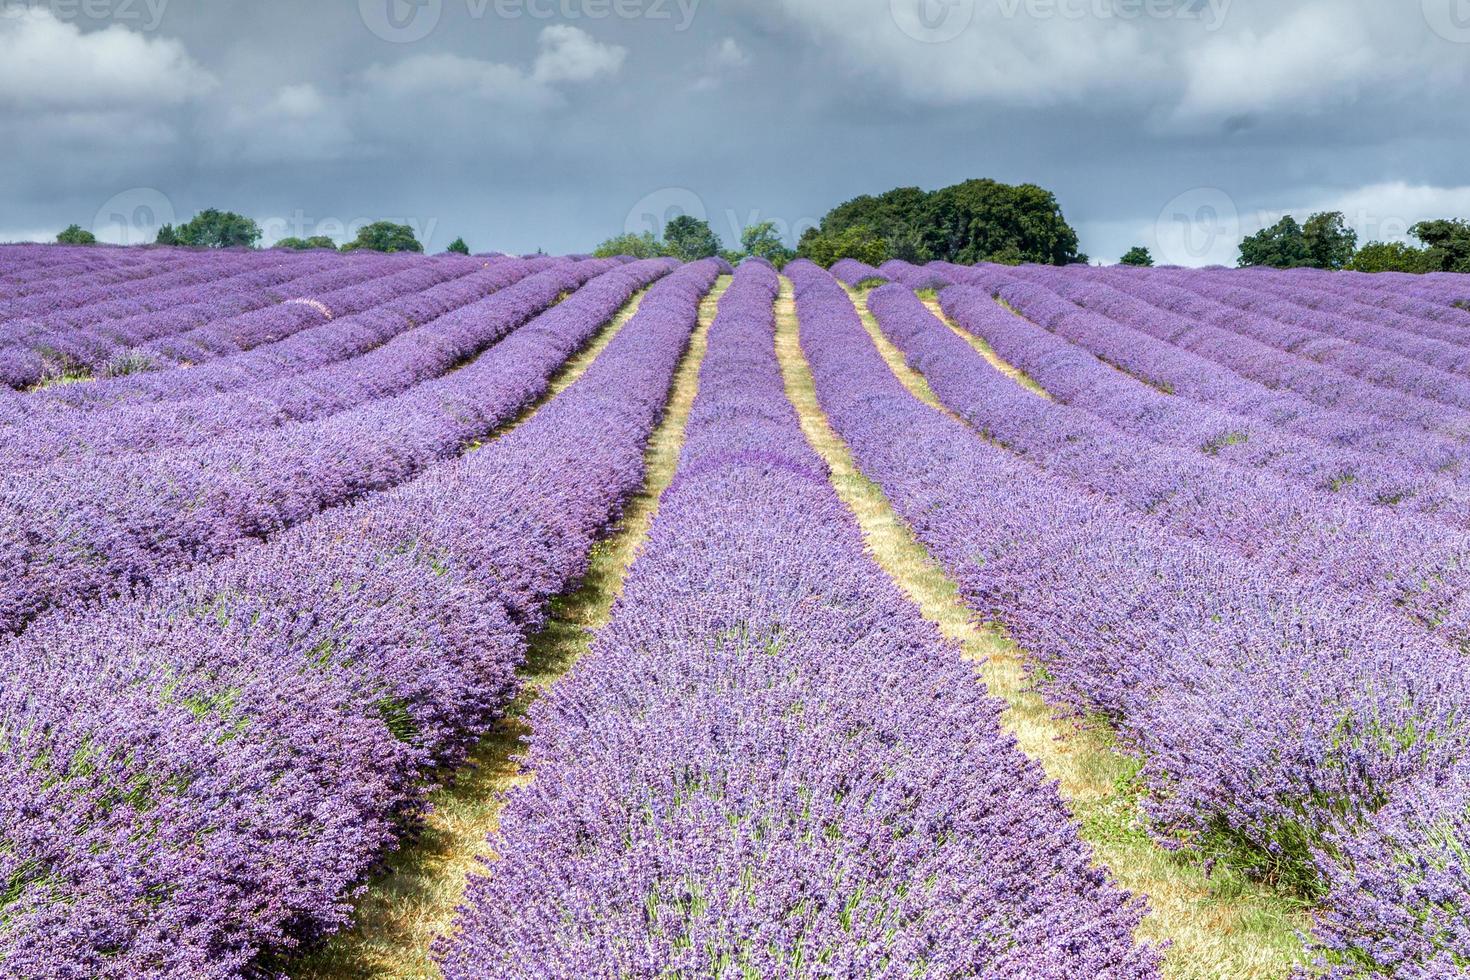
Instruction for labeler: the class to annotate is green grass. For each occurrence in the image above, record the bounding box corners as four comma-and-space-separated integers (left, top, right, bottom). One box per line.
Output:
778, 278, 1312, 979
287, 275, 730, 980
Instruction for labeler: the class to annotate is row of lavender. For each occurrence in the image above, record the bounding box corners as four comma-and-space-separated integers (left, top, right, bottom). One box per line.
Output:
2, 255, 565, 423
0, 259, 677, 634
0, 243, 166, 292
870, 258, 1470, 526
920, 285, 1470, 646
827, 261, 1470, 974
437, 261, 1160, 978
0, 258, 561, 471
0, 259, 722, 977
0, 248, 503, 390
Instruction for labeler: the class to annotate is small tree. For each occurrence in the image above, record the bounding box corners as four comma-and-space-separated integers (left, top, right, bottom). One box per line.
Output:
175, 209, 262, 249
56, 224, 97, 245
740, 221, 796, 268
663, 215, 722, 262
341, 221, 424, 253
593, 231, 666, 259
1119, 246, 1153, 267
155, 224, 180, 246
1238, 215, 1311, 268
1302, 211, 1358, 270
446, 237, 470, 255
275, 235, 337, 250
1347, 241, 1440, 274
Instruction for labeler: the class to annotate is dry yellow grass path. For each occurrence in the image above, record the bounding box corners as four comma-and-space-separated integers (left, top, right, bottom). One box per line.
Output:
290, 276, 729, 980
915, 293, 1052, 398
777, 278, 1311, 979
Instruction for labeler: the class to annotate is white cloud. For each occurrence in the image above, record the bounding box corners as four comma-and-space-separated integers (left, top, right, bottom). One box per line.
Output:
205, 83, 354, 164
711, 37, 750, 71
363, 26, 624, 107
363, 52, 548, 103
531, 24, 627, 85
748, 0, 1465, 124
0, 9, 213, 111
1172, 6, 1379, 121
268, 83, 329, 120
694, 37, 751, 92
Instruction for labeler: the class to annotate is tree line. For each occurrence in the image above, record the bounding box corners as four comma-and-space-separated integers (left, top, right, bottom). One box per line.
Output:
56, 210, 471, 255
1118, 211, 1470, 273
55, 192, 1470, 275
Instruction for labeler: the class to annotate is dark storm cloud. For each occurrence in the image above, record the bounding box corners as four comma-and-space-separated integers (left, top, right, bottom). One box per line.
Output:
3, 0, 1469, 263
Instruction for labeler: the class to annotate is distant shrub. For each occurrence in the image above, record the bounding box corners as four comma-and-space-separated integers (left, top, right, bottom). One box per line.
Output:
798, 225, 889, 268
593, 231, 666, 259
1119, 246, 1153, 267
56, 224, 97, 245
341, 222, 424, 254
446, 237, 470, 255
1347, 241, 1440, 274
275, 236, 338, 251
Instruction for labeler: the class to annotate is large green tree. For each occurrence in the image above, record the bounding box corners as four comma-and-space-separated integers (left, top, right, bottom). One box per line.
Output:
821, 187, 931, 262
174, 209, 262, 249
1411, 218, 1470, 272
341, 221, 424, 253
798, 178, 1083, 269
1238, 215, 1312, 268
922, 179, 1084, 266
1239, 211, 1358, 270
662, 215, 722, 262
1302, 211, 1358, 270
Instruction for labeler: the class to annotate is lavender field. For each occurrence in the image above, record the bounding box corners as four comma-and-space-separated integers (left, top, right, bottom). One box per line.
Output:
5, 242, 1470, 978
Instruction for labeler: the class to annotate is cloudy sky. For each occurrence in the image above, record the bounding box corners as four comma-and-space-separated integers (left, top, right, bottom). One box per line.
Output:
3, 0, 1469, 264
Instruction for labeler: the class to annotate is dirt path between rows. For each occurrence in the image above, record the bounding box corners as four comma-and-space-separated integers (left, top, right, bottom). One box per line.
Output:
290, 275, 729, 980
775, 277, 1310, 980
